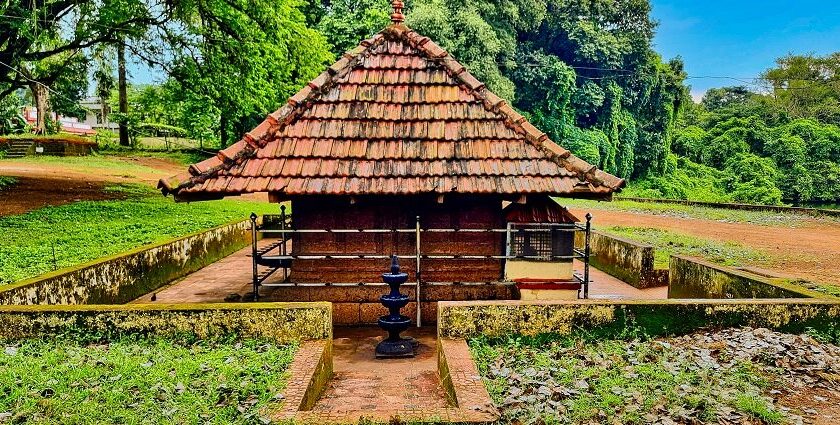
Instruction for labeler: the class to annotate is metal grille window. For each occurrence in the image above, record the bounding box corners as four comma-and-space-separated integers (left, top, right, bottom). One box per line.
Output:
509, 224, 556, 260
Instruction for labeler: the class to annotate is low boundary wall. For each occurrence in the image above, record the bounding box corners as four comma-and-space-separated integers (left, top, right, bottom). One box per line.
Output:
668, 255, 823, 299
437, 299, 840, 339
0, 302, 331, 342
0, 219, 252, 305
576, 231, 668, 289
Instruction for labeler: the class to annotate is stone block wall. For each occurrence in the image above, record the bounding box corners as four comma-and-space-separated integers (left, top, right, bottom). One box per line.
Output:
0, 219, 252, 305
668, 255, 821, 299
437, 299, 840, 339
576, 231, 667, 288
0, 302, 332, 342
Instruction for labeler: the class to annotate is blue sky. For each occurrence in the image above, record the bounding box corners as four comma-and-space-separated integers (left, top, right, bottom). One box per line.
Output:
651, 0, 840, 100
131, 2, 840, 102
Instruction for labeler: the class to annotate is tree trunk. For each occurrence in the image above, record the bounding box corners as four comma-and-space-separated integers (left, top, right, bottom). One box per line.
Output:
100, 95, 108, 128
117, 41, 130, 146
30, 83, 50, 134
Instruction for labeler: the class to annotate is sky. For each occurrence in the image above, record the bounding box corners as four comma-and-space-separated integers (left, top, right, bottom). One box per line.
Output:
650, 0, 840, 101
130, 1, 840, 102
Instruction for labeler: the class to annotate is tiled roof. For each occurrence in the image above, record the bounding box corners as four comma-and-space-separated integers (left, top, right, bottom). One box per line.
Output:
159, 24, 625, 201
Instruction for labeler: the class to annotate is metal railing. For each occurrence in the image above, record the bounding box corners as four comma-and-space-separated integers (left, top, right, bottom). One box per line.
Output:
249, 211, 593, 326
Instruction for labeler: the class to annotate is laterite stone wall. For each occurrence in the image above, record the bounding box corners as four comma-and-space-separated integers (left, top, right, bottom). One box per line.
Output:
0, 302, 332, 342
290, 195, 505, 283
437, 299, 840, 339
0, 219, 252, 305
575, 231, 667, 288
668, 255, 821, 299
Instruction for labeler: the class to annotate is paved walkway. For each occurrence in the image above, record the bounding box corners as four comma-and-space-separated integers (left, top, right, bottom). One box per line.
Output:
133, 245, 667, 303
313, 327, 450, 415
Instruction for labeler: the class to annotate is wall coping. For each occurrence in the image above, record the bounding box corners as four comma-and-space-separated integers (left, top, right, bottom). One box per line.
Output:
439, 298, 840, 308
0, 301, 330, 314
0, 217, 250, 292
670, 254, 830, 299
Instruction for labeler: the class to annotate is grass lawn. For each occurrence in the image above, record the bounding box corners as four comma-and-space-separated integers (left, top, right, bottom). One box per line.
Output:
605, 226, 769, 269
0, 184, 275, 284
0, 151, 202, 180
470, 333, 788, 425
561, 198, 840, 227
0, 338, 296, 424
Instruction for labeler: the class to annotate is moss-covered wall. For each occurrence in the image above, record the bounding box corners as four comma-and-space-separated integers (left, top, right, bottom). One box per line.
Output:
0, 302, 331, 343
575, 231, 665, 288
437, 299, 840, 339
0, 219, 252, 306
668, 255, 822, 299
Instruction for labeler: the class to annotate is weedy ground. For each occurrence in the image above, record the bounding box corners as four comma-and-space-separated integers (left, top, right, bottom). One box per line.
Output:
605, 225, 769, 269
0, 176, 16, 190
0, 183, 274, 284
470, 327, 840, 425
0, 337, 296, 424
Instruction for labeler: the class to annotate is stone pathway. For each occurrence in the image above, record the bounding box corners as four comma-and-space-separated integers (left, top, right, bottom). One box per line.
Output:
314, 327, 450, 414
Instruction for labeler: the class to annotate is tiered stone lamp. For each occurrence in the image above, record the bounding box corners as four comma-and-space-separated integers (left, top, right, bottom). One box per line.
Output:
375, 256, 418, 358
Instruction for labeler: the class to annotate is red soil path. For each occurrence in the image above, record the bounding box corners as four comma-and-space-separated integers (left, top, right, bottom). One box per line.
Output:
569, 207, 840, 287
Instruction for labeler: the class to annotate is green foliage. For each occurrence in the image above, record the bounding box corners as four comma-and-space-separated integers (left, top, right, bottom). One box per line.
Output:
623, 156, 732, 203
0, 176, 17, 191
762, 52, 840, 125
314, 0, 391, 56
722, 153, 784, 205
145, 0, 334, 146
0, 92, 28, 134
0, 337, 296, 424
0, 184, 275, 284
404, 0, 688, 177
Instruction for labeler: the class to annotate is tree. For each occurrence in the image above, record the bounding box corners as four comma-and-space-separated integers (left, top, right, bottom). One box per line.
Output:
762, 53, 840, 125
92, 47, 116, 127
723, 153, 783, 205
312, 0, 390, 56
0, 1, 161, 98
137, 0, 333, 145
404, 0, 688, 178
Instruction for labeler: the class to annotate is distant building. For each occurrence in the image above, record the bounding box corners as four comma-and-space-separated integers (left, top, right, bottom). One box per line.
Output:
79, 96, 119, 131
23, 107, 95, 136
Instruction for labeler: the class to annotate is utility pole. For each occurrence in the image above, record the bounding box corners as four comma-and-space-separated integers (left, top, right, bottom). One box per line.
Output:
117, 40, 129, 146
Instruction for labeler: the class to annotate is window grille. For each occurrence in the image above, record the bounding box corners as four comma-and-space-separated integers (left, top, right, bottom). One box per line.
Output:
510, 224, 556, 260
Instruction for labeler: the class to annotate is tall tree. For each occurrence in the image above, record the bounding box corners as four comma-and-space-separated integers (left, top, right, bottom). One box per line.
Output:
92, 46, 116, 127
136, 0, 333, 146
762, 53, 840, 125
117, 40, 129, 146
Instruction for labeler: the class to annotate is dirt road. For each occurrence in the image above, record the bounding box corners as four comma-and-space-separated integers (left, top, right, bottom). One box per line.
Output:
569, 207, 840, 286
0, 156, 183, 216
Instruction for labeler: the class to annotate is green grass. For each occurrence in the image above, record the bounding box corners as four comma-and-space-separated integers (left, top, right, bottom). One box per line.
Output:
470, 334, 786, 425
0, 337, 296, 424
0, 176, 16, 191
605, 226, 769, 269
0, 184, 275, 284
560, 198, 839, 227
2, 155, 168, 179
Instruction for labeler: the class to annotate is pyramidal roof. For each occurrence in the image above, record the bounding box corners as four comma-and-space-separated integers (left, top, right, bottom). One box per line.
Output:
158, 10, 624, 201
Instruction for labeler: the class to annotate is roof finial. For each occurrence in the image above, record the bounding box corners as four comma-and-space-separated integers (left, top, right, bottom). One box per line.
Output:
391, 0, 404, 24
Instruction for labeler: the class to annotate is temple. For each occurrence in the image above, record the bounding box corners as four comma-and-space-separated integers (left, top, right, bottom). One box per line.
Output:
159, 2, 624, 322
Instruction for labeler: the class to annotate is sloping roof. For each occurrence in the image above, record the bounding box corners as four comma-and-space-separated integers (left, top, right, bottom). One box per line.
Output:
159, 22, 624, 201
